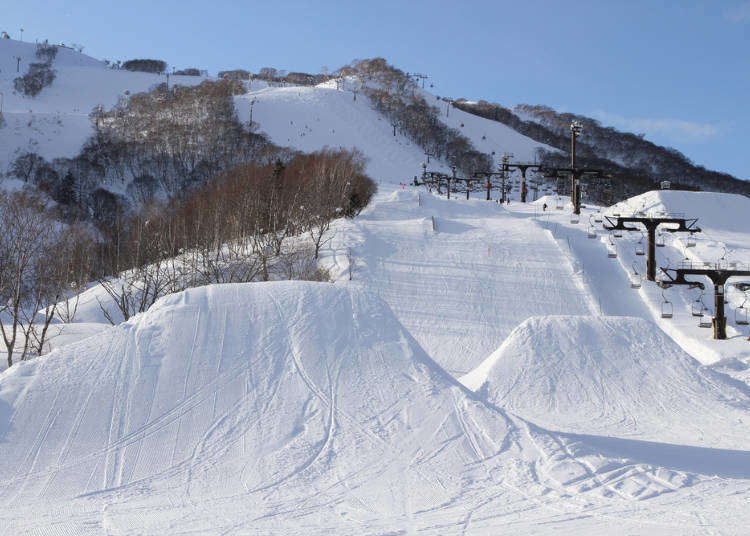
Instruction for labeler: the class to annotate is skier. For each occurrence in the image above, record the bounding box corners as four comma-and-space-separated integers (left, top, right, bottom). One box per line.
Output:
543, 203, 547, 212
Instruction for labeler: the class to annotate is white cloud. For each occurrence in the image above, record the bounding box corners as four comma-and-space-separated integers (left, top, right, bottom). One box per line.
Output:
590, 110, 720, 143
725, 1, 750, 22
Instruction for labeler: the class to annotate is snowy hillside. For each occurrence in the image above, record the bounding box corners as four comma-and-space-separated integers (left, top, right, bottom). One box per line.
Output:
0, 39, 206, 168
4, 38, 750, 534
4, 282, 750, 534
463, 315, 750, 448
1, 38, 552, 187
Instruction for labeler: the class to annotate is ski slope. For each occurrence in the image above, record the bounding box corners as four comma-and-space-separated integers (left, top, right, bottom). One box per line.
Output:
324, 189, 594, 375
0, 39, 205, 171
463, 315, 750, 448
5, 35, 750, 534
3, 282, 750, 535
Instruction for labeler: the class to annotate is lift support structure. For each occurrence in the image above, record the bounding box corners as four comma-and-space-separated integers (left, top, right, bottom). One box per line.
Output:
658, 263, 750, 339
501, 163, 544, 203
472, 171, 511, 202
603, 215, 701, 281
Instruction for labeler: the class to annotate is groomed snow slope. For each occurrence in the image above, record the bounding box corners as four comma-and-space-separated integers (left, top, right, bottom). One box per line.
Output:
463, 315, 750, 448
0, 39, 205, 169
4, 282, 745, 534
324, 188, 595, 375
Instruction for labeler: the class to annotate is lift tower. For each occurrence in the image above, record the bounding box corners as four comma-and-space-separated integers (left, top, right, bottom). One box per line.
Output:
501, 163, 544, 202
603, 215, 701, 281
659, 263, 750, 339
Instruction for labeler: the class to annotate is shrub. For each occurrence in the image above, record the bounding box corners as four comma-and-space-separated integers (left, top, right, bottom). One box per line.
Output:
35, 43, 58, 63
122, 59, 167, 74
174, 68, 200, 76
13, 62, 56, 97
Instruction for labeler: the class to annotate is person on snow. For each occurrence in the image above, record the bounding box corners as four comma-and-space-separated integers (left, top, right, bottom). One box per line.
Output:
543, 203, 547, 211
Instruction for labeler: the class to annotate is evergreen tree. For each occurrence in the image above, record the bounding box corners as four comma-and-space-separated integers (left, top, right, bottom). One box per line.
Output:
54, 170, 76, 206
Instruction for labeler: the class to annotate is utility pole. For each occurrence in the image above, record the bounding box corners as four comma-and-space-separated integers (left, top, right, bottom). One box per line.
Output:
605, 215, 701, 281
15, 56, 21, 72
424, 150, 434, 164
448, 167, 455, 200
570, 120, 583, 210
412, 73, 428, 88
500, 154, 512, 204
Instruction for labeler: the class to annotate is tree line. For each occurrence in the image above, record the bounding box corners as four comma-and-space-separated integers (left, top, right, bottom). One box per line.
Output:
454, 100, 750, 200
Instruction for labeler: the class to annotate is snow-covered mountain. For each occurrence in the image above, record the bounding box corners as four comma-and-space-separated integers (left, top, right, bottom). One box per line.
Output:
3, 38, 750, 535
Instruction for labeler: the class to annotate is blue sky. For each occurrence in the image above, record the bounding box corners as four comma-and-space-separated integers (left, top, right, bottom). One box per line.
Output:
5, 0, 750, 179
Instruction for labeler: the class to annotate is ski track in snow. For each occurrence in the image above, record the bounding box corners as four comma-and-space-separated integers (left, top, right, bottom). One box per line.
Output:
2, 38, 750, 534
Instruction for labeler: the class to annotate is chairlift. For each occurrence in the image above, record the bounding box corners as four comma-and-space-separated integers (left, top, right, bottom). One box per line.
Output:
661, 291, 673, 319
587, 226, 596, 239
699, 314, 713, 329
555, 197, 563, 210
691, 295, 704, 317
736, 295, 749, 326
656, 233, 665, 248
635, 233, 645, 256
686, 234, 696, 248
607, 233, 617, 258
570, 213, 580, 224
630, 262, 641, 289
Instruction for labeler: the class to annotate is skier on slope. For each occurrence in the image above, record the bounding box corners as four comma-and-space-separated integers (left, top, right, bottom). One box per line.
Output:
543, 203, 547, 212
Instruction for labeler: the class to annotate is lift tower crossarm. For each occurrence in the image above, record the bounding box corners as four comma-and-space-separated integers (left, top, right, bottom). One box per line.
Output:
603, 215, 701, 282
539, 166, 605, 214
501, 163, 545, 203
658, 266, 750, 339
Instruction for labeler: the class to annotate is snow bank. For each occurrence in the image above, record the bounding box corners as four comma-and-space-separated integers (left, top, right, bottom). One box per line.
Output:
464, 315, 750, 448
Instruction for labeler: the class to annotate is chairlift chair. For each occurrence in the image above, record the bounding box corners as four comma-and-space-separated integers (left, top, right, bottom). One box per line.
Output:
661, 291, 673, 319
686, 234, 696, 248
656, 233, 665, 248
691, 296, 704, 317
635, 233, 645, 256
587, 226, 596, 239
607, 233, 617, 258
736, 295, 749, 326
555, 197, 563, 210
699, 312, 713, 328
570, 213, 580, 224
630, 263, 642, 289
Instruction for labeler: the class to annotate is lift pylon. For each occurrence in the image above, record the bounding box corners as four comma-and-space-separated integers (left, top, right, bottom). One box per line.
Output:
604, 215, 701, 281
659, 263, 750, 339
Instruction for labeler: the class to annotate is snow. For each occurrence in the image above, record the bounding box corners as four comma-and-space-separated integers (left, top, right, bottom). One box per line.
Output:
4, 37, 750, 532
0, 38, 205, 170
4, 282, 750, 534
322, 189, 593, 376
463, 315, 750, 448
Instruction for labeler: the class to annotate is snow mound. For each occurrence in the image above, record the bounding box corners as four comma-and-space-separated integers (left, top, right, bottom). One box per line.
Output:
464, 315, 750, 448
609, 190, 750, 234
0, 281, 528, 531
